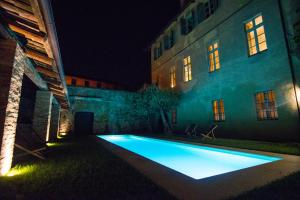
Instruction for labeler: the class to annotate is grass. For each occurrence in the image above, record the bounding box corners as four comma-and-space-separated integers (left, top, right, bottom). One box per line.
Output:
146, 133, 300, 155
0, 137, 174, 200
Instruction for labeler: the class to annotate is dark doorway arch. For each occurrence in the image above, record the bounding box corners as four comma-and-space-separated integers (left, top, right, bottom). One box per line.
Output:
74, 112, 94, 135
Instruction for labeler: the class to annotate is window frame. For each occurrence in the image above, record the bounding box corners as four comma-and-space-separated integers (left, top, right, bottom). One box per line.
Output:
183, 56, 192, 82
244, 14, 268, 57
204, 0, 218, 19
170, 66, 176, 88
255, 90, 278, 121
212, 99, 225, 122
207, 41, 221, 72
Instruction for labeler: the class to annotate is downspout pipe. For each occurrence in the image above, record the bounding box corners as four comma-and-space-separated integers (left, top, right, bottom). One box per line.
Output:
38, 0, 70, 108
278, 0, 300, 121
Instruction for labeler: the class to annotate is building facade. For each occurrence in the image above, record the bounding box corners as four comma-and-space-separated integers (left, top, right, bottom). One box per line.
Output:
151, 0, 300, 141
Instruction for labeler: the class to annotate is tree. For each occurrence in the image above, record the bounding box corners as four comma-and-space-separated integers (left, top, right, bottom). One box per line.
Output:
141, 85, 179, 134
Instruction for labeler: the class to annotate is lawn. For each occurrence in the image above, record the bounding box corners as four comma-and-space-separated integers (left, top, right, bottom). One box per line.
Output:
146, 133, 300, 156
0, 137, 174, 200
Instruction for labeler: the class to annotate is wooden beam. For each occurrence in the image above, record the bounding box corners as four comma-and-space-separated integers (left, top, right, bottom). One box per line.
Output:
8, 23, 45, 43
36, 66, 58, 78
26, 48, 53, 65
0, 0, 37, 22
4, 0, 32, 13
28, 0, 54, 59
27, 42, 46, 54
51, 90, 65, 97
42, 76, 62, 85
48, 83, 63, 91
3, 10, 39, 30
47, 82, 63, 90
29, 0, 46, 32
43, 37, 53, 58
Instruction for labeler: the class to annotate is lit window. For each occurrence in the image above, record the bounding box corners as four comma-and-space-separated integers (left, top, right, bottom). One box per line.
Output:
183, 56, 192, 82
170, 66, 176, 88
212, 99, 225, 121
255, 91, 278, 120
208, 42, 221, 72
245, 14, 268, 56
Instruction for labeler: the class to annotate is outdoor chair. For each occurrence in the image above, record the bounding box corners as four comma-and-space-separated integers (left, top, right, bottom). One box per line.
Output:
201, 125, 218, 139
185, 124, 197, 136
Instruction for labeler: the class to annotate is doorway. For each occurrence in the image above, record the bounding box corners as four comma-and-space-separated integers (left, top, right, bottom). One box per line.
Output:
74, 112, 94, 135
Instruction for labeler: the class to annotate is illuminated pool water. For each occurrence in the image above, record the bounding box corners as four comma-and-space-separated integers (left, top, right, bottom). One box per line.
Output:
98, 135, 281, 180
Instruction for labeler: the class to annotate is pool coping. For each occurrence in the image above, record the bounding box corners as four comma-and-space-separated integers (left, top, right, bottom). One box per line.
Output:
93, 135, 300, 200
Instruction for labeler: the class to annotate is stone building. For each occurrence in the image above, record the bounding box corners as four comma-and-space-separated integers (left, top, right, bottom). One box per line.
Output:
0, 0, 71, 175
151, 0, 300, 141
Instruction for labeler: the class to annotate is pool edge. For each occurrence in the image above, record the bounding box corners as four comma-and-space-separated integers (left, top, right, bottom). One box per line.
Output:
94, 135, 300, 200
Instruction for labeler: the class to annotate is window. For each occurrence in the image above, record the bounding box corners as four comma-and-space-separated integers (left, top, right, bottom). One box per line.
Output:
180, 10, 196, 35
85, 81, 90, 87
170, 66, 176, 88
169, 30, 176, 47
71, 79, 76, 86
171, 109, 177, 124
164, 35, 170, 50
153, 42, 163, 60
293, 20, 300, 46
245, 14, 268, 56
212, 99, 225, 121
208, 42, 221, 72
204, 0, 219, 19
164, 30, 176, 50
183, 56, 192, 82
255, 91, 278, 120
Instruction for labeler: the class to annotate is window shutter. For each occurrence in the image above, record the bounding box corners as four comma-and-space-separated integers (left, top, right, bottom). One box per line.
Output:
180, 17, 187, 35
164, 35, 169, 50
197, 3, 205, 23
191, 10, 196, 28
170, 30, 175, 47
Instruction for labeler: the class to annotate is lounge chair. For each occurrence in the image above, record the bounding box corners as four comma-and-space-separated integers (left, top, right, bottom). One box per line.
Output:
185, 124, 197, 136
14, 144, 45, 160
201, 125, 218, 139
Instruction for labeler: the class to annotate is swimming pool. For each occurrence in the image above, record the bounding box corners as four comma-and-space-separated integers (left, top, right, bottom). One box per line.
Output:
98, 135, 281, 180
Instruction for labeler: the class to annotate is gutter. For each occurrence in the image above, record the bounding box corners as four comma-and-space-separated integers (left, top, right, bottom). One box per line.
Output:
278, 0, 300, 120
38, 0, 70, 107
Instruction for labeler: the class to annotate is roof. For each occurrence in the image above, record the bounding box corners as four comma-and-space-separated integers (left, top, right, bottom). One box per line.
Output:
0, 0, 69, 109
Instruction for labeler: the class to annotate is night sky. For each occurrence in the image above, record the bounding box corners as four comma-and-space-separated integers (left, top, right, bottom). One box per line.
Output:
52, 0, 180, 88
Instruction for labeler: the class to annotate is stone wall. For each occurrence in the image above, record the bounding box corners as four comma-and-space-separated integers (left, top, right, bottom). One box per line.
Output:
0, 40, 25, 175
32, 91, 53, 142
59, 109, 73, 136
67, 87, 151, 134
